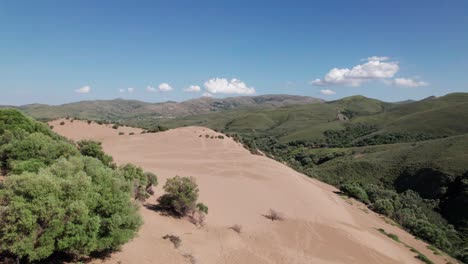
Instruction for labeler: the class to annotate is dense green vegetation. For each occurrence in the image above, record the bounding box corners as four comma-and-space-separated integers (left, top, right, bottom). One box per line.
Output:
157, 93, 468, 262
0, 109, 157, 262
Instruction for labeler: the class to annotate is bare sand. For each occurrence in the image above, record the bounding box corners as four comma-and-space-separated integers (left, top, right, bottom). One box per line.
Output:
50, 119, 454, 264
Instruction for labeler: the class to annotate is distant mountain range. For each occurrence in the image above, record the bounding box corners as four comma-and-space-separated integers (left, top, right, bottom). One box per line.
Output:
1, 94, 323, 122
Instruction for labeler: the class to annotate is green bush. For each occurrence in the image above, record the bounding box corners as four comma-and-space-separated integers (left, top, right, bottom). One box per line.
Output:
157, 176, 200, 216
372, 198, 395, 216
145, 171, 158, 188
119, 164, 157, 201
9, 159, 46, 174
0, 156, 142, 262
1, 132, 79, 171
77, 140, 114, 167
112, 124, 119, 129
196, 202, 209, 214
0, 109, 143, 262
340, 182, 370, 204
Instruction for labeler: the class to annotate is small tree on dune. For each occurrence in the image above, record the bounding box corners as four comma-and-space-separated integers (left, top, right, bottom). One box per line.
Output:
157, 176, 207, 219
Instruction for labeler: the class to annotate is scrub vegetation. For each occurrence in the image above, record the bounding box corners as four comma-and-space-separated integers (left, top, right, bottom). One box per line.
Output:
0, 109, 157, 263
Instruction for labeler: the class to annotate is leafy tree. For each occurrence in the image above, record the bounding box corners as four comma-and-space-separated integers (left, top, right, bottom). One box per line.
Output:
157, 176, 200, 216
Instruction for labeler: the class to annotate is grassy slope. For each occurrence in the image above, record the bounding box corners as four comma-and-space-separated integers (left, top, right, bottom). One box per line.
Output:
307, 134, 468, 185
162, 93, 468, 143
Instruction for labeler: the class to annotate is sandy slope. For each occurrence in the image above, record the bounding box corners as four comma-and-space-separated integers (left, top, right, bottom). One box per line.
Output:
50, 119, 454, 264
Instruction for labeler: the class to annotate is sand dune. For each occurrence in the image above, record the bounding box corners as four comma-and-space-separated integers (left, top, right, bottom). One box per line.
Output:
50, 119, 453, 264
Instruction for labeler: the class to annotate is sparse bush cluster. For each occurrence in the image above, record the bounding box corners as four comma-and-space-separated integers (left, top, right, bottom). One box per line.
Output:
142, 125, 169, 134
0, 109, 143, 262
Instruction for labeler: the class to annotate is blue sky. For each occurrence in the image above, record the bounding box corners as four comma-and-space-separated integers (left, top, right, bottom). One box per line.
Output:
1, 0, 467, 105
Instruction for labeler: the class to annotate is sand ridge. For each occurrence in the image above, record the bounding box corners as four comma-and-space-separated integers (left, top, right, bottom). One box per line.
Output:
50, 119, 454, 264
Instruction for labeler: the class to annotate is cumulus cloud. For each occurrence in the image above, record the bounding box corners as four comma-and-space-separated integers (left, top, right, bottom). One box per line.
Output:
184, 85, 201, 92
204, 78, 255, 95
393, 78, 429, 87
312, 56, 399, 87
202, 92, 213, 97
158, 83, 173, 92
75, 85, 91, 94
146, 83, 172, 92
320, 89, 336, 95
120, 88, 134, 93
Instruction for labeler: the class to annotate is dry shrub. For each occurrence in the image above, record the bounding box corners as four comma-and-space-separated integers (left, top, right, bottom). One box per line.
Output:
182, 253, 197, 264
264, 209, 284, 221
188, 211, 206, 228
162, 234, 181, 248
229, 224, 242, 233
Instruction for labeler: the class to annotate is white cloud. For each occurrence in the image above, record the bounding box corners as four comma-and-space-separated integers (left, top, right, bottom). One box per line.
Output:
311, 56, 399, 87
320, 89, 336, 95
365, 56, 390, 61
127, 87, 135, 93
158, 83, 173, 92
202, 92, 213, 97
119, 88, 125, 93
184, 85, 201, 92
146, 86, 157, 92
147, 84, 172, 92
204, 78, 255, 95
75, 85, 91, 94
393, 78, 429, 87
